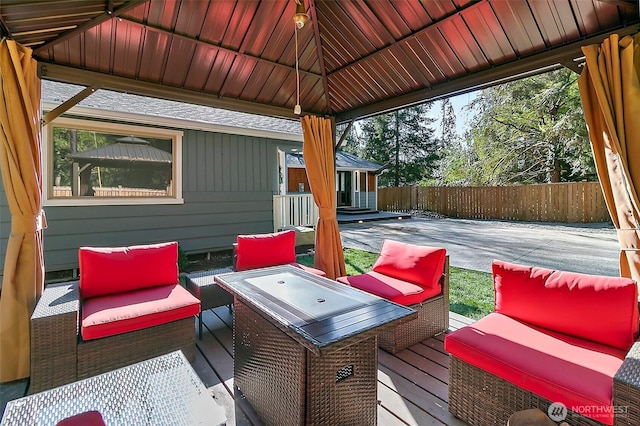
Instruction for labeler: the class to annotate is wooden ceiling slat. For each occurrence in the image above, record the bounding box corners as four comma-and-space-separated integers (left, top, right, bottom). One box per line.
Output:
528, 0, 574, 45
391, 1, 433, 31
365, 1, 412, 40
339, 0, 395, 47
138, 28, 169, 82
463, 4, 516, 66
491, 0, 546, 55
257, 67, 291, 104
240, 0, 288, 56
112, 19, 144, 79
204, 50, 236, 94
316, 2, 375, 67
173, 0, 209, 38
386, 46, 428, 89
439, 17, 488, 73
221, 1, 260, 50
301, 78, 325, 112
242, 62, 281, 101
163, 37, 198, 87
145, 0, 179, 29
183, 45, 220, 92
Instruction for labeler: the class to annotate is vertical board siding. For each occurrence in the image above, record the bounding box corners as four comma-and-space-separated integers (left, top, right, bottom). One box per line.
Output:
379, 182, 610, 223
0, 129, 282, 274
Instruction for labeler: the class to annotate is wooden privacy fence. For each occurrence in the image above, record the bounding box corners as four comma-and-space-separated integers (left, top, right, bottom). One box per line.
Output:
378, 182, 610, 223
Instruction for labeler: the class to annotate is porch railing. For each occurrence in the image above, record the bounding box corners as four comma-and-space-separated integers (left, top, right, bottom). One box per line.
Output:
273, 194, 319, 231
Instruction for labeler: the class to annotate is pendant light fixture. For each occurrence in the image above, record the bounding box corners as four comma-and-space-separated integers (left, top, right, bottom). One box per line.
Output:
293, 0, 308, 115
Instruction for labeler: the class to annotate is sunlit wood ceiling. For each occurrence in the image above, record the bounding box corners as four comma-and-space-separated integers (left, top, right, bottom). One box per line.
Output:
1, 0, 638, 123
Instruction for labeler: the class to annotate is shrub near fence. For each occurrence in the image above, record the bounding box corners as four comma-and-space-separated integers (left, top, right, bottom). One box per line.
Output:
378, 182, 610, 223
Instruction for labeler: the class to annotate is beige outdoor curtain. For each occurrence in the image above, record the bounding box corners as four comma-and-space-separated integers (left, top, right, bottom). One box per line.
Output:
578, 33, 640, 284
301, 115, 346, 280
0, 38, 46, 382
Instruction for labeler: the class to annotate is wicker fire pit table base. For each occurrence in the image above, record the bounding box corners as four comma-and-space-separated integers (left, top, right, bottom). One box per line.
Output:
234, 300, 378, 426
215, 265, 416, 426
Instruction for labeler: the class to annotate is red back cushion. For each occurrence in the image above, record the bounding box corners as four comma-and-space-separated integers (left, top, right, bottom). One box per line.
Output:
372, 240, 446, 289
235, 230, 297, 271
493, 260, 639, 350
79, 242, 179, 299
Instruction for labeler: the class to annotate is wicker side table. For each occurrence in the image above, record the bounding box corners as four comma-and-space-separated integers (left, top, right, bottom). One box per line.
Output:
30, 281, 79, 393
185, 268, 233, 339
614, 341, 640, 426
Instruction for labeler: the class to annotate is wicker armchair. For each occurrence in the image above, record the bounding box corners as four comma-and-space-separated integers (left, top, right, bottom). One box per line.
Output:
29, 242, 200, 394
337, 240, 449, 353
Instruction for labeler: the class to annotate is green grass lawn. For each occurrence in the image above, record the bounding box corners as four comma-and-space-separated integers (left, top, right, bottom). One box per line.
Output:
298, 248, 494, 320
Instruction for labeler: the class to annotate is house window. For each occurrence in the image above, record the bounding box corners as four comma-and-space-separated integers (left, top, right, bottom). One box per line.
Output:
44, 117, 183, 205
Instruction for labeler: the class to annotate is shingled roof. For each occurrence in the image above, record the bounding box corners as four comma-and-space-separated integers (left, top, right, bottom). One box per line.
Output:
287, 151, 381, 172
43, 80, 302, 137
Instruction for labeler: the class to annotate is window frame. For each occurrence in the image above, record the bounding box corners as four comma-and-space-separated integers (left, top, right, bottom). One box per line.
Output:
43, 117, 183, 206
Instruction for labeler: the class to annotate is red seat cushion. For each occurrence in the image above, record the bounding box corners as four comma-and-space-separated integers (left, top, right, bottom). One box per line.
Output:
445, 313, 626, 425
493, 260, 639, 350
372, 240, 446, 289
79, 242, 179, 299
337, 271, 440, 306
291, 262, 327, 277
81, 284, 200, 340
236, 230, 297, 271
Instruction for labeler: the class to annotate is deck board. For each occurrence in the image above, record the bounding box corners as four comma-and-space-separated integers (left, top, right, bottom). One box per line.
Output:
197, 306, 473, 425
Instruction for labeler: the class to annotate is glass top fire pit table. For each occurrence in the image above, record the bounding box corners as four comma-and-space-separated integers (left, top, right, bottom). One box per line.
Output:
215, 264, 417, 426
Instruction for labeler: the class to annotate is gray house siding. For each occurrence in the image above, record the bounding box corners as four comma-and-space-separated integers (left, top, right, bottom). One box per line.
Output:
0, 129, 281, 274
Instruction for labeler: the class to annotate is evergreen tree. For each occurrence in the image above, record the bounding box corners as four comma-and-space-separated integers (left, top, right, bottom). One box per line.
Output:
434, 98, 468, 185
453, 69, 594, 185
357, 104, 439, 186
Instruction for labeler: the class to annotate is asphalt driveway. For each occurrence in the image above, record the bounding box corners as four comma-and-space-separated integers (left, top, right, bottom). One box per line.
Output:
339, 216, 619, 276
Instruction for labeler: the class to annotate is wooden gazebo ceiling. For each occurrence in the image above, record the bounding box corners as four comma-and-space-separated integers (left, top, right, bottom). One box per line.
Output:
1, 0, 639, 124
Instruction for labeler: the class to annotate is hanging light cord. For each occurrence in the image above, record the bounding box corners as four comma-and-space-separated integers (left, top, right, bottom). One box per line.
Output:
295, 23, 300, 110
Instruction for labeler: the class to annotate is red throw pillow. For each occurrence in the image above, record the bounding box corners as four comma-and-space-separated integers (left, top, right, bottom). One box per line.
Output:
236, 230, 297, 271
493, 259, 639, 351
79, 242, 179, 299
372, 240, 446, 289
57, 411, 106, 426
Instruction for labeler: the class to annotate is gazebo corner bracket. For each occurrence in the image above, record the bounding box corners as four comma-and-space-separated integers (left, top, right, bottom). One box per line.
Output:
42, 84, 101, 126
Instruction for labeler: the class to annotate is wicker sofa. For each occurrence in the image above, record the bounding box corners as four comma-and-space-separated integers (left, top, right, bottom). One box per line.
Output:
337, 240, 449, 353
445, 260, 640, 426
29, 242, 200, 393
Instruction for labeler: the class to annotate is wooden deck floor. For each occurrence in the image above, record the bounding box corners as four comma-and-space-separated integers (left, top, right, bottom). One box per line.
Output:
193, 306, 474, 426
